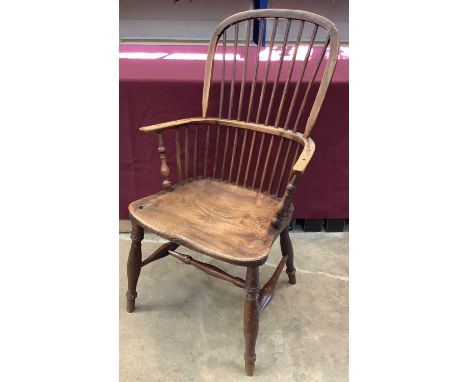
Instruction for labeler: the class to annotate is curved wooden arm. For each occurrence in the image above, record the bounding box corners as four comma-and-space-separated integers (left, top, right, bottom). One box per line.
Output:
270, 136, 315, 228
270, 138, 315, 228
140, 118, 315, 175
139, 118, 204, 133
292, 136, 315, 174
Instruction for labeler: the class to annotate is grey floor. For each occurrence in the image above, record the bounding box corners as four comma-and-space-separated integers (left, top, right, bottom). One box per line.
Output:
120, 231, 348, 382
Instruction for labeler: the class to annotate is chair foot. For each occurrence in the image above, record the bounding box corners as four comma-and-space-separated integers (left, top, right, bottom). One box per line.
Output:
287, 270, 296, 285
280, 228, 296, 285
244, 266, 260, 376
126, 292, 137, 313
126, 222, 144, 313
244, 356, 256, 376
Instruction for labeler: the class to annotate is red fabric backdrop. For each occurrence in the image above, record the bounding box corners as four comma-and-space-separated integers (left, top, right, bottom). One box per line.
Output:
119, 44, 348, 219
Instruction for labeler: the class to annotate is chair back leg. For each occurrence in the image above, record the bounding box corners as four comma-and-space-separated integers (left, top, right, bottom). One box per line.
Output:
280, 228, 296, 284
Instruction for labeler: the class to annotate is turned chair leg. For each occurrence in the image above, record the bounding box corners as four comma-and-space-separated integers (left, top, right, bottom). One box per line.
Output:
280, 228, 296, 284
126, 222, 144, 313
244, 266, 260, 376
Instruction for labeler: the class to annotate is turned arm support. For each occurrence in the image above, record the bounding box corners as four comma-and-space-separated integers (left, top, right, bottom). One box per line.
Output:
271, 136, 314, 228
168, 250, 246, 288
140, 119, 201, 191
271, 173, 300, 229
156, 132, 173, 191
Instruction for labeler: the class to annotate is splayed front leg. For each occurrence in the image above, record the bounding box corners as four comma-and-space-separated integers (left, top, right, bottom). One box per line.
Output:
244, 266, 260, 376
126, 222, 144, 312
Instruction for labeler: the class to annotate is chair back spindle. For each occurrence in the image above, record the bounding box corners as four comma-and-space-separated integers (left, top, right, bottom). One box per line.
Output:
203, 9, 339, 137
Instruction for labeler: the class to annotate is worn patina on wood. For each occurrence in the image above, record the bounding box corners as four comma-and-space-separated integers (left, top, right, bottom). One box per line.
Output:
126, 8, 340, 376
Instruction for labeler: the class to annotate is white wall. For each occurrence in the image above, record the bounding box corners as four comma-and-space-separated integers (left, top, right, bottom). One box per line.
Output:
120, 0, 349, 43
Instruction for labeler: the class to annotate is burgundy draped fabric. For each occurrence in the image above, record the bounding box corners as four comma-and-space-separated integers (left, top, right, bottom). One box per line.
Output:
119, 44, 348, 219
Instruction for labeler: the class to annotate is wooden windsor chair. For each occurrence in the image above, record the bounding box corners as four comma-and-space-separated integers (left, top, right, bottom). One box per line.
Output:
126, 9, 339, 376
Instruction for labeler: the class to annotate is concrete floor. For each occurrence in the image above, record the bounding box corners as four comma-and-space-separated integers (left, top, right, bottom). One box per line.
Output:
120, 232, 348, 381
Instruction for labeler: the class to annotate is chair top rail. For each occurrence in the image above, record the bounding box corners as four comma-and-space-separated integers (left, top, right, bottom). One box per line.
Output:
202, 9, 340, 138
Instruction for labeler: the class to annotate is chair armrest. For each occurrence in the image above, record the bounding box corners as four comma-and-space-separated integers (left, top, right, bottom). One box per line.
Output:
271, 137, 315, 229
141, 117, 315, 175
292, 137, 315, 174
139, 118, 208, 132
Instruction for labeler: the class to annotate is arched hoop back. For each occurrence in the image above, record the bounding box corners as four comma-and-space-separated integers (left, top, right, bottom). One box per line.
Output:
202, 9, 340, 139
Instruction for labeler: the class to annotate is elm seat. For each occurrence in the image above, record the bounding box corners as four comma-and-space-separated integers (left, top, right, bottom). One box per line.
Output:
129, 179, 291, 266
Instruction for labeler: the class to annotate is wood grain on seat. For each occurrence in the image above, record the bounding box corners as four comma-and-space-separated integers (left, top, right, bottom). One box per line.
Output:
129, 179, 288, 266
